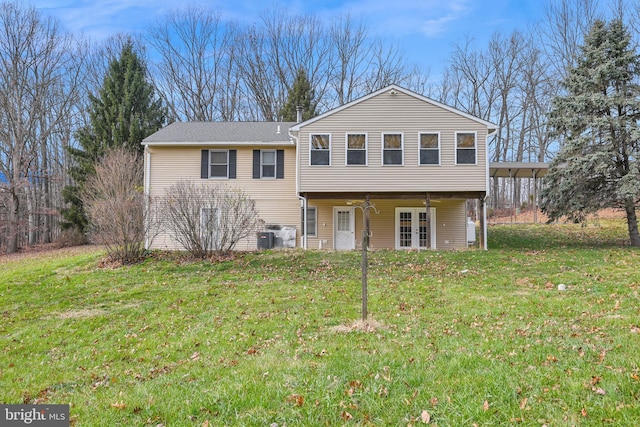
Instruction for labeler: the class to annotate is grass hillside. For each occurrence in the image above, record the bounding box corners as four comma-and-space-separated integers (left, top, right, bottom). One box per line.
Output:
1, 219, 639, 426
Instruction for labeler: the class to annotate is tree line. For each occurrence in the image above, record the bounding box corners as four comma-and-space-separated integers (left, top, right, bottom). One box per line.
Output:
0, 0, 639, 253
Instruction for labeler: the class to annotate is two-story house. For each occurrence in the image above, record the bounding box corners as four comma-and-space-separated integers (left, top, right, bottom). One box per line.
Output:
143, 84, 497, 251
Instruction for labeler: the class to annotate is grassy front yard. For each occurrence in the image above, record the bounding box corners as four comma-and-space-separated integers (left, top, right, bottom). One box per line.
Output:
1, 219, 639, 426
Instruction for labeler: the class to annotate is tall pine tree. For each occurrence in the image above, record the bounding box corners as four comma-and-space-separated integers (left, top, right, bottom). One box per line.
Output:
279, 68, 317, 122
541, 19, 640, 247
63, 40, 166, 232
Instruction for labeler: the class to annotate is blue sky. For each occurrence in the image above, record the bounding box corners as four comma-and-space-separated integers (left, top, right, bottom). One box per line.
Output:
33, 0, 544, 75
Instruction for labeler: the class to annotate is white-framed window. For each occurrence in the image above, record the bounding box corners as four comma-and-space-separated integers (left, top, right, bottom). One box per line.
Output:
261, 149, 276, 178
301, 206, 317, 237
419, 133, 440, 165
346, 133, 367, 165
209, 150, 229, 178
456, 132, 477, 165
310, 134, 331, 165
382, 133, 403, 165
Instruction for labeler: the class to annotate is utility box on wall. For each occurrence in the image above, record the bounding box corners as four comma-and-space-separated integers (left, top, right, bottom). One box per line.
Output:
257, 231, 274, 249
259, 224, 297, 249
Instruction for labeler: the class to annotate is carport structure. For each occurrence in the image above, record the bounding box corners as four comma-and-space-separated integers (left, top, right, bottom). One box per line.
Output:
489, 162, 549, 223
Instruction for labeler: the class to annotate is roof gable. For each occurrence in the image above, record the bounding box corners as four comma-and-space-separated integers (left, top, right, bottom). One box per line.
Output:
289, 84, 497, 132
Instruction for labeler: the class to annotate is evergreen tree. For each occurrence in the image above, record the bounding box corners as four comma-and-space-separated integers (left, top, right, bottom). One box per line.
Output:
541, 19, 640, 247
279, 68, 317, 122
62, 40, 166, 232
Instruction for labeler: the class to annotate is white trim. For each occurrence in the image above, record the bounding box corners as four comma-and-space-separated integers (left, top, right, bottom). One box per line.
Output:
309, 133, 332, 166
260, 149, 277, 179
143, 140, 294, 147
395, 207, 436, 250
454, 131, 478, 165
418, 132, 441, 166
333, 206, 355, 250
345, 132, 368, 166
301, 205, 317, 238
381, 132, 404, 166
208, 149, 230, 179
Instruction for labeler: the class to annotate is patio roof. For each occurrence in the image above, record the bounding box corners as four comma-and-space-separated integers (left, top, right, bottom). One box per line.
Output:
490, 162, 549, 178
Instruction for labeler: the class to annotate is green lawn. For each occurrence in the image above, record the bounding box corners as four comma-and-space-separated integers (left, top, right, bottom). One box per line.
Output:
1, 220, 640, 426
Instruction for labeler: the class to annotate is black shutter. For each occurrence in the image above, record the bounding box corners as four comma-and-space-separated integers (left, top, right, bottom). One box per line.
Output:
253, 150, 260, 179
229, 150, 237, 179
201, 150, 209, 179
276, 149, 284, 179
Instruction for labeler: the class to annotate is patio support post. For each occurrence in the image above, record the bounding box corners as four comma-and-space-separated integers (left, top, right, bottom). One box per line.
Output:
533, 169, 538, 224
361, 194, 370, 321
425, 193, 431, 249
480, 196, 487, 250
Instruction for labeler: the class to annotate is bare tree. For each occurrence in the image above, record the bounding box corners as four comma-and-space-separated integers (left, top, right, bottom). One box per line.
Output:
81, 147, 158, 263
161, 181, 264, 258
541, 0, 601, 78
236, 10, 331, 120
147, 6, 239, 121
0, 2, 82, 253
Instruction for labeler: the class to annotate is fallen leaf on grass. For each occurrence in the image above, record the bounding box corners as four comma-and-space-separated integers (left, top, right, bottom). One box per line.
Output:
482, 400, 489, 411
519, 397, 528, 410
286, 394, 304, 407
110, 401, 126, 410
341, 411, 353, 421
581, 407, 588, 417
420, 410, 431, 423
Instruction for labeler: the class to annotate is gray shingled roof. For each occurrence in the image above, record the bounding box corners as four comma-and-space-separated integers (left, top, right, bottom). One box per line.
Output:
143, 121, 296, 145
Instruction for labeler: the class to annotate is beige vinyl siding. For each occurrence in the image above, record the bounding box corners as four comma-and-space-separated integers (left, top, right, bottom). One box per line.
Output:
304, 198, 469, 250
298, 91, 488, 193
147, 145, 300, 251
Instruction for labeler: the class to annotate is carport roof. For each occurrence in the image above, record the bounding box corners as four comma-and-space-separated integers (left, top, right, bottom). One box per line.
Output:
490, 162, 549, 178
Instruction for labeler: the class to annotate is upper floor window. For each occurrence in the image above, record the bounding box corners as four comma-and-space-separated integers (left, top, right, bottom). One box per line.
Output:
201, 149, 236, 179
419, 133, 440, 165
253, 149, 284, 179
346, 133, 367, 165
310, 134, 330, 165
456, 132, 477, 165
261, 150, 276, 178
383, 133, 403, 165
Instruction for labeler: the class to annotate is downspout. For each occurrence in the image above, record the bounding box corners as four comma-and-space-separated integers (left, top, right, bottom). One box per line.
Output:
289, 116, 306, 249
298, 195, 308, 249
482, 195, 488, 250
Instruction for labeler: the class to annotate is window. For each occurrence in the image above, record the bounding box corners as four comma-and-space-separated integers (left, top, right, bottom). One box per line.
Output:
201, 149, 236, 179
301, 206, 317, 237
253, 150, 284, 179
261, 150, 276, 178
346, 133, 367, 165
419, 133, 440, 165
210, 150, 228, 177
456, 132, 477, 164
383, 133, 403, 165
310, 134, 330, 165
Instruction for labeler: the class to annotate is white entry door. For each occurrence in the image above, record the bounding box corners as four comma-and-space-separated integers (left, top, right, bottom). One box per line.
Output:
395, 207, 436, 249
334, 207, 355, 250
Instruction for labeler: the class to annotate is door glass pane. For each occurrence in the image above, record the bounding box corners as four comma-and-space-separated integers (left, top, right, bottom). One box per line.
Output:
399, 211, 412, 247
418, 212, 427, 247
337, 211, 350, 232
